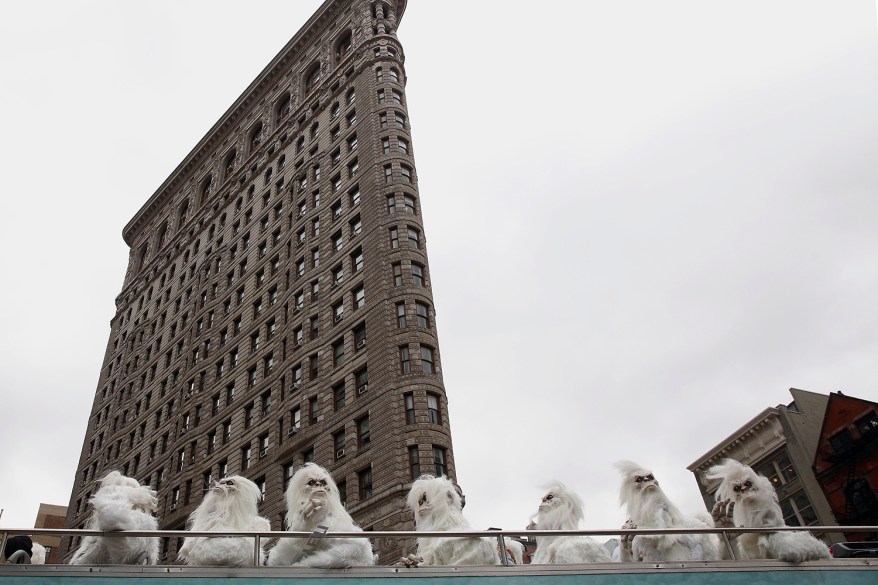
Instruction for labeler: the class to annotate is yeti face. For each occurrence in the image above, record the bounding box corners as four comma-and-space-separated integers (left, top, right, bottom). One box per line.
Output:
303, 473, 329, 499
633, 472, 659, 493
539, 489, 561, 513
730, 477, 757, 502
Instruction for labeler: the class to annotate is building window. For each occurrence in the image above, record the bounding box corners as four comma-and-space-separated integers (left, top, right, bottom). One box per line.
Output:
251, 331, 260, 353
390, 227, 399, 248
333, 383, 346, 411
427, 394, 441, 424
396, 302, 406, 328
404, 194, 416, 214
242, 446, 251, 470
404, 392, 415, 424
379, 112, 388, 128
261, 390, 271, 415
391, 89, 402, 104
277, 94, 291, 123
433, 446, 447, 477
829, 429, 855, 455
355, 367, 368, 394
384, 164, 393, 183
780, 491, 819, 526
393, 263, 402, 286
351, 248, 363, 272
308, 395, 319, 424
304, 62, 321, 94
420, 346, 435, 374
259, 434, 269, 457
247, 366, 257, 388
353, 323, 366, 350
416, 302, 430, 328
358, 467, 373, 500
244, 403, 254, 429
395, 113, 406, 129
333, 300, 344, 323
408, 445, 420, 479
290, 406, 301, 432
412, 263, 424, 286
357, 415, 371, 447
400, 346, 411, 374
855, 411, 878, 435
407, 227, 420, 249
223, 420, 231, 443
398, 138, 409, 156
755, 451, 798, 487
333, 337, 345, 366
334, 430, 346, 459
382, 137, 390, 154
353, 286, 365, 310
249, 123, 263, 153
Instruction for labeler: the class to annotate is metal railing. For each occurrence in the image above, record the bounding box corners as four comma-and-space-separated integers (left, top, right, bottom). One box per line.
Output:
2, 525, 872, 567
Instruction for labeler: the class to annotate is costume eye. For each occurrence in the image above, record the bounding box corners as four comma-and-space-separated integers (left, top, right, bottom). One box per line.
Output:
544, 494, 554, 502
744, 480, 752, 488
418, 494, 427, 506
307, 479, 316, 486
645, 474, 654, 482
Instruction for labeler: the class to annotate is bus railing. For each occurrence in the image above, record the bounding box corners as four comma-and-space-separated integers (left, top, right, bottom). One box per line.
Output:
2, 525, 872, 566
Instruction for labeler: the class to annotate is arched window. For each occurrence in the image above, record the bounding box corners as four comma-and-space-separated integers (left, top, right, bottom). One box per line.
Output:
155, 222, 168, 249
335, 30, 352, 62
177, 199, 190, 229
304, 62, 321, 94
276, 94, 291, 124
249, 122, 263, 153
200, 176, 212, 205
224, 149, 236, 177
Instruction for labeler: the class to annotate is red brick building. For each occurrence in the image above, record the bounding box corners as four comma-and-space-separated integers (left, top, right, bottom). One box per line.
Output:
813, 392, 878, 541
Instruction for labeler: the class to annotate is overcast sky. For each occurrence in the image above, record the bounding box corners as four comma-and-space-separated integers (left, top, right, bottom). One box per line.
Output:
1, 1, 877, 537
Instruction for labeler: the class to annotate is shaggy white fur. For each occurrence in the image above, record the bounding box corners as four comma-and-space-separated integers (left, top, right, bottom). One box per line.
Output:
615, 460, 721, 562
178, 475, 271, 566
69, 471, 159, 565
404, 475, 499, 566
705, 459, 830, 562
266, 463, 375, 568
30, 542, 46, 564
530, 481, 611, 564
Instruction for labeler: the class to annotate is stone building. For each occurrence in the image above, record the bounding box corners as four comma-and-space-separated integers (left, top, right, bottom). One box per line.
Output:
687, 388, 844, 544
63, 0, 453, 563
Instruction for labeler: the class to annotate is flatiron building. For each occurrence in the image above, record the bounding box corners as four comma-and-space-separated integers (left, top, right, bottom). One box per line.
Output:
63, 0, 454, 563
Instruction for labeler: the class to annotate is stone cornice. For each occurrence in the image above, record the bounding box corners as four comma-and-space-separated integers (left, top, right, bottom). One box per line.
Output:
687, 406, 783, 472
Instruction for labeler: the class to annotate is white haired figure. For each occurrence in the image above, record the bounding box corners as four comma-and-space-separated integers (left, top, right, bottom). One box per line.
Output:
30, 542, 47, 564
615, 461, 721, 562
706, 459, 829, 562
529, 482, 612, 564
178, 476, 271, 566
267, 463, 375, 568
69, 471, 159, 565
402, 475, 500, 566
